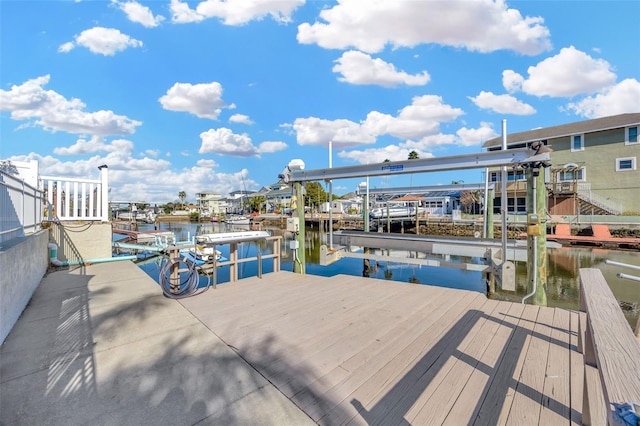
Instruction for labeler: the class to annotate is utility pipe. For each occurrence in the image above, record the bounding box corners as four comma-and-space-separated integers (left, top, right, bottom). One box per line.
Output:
49, 242, 137, 266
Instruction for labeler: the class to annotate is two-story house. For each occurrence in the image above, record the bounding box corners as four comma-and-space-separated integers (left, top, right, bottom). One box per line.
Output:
195, 192, 223, 216
483, 113, 640, 215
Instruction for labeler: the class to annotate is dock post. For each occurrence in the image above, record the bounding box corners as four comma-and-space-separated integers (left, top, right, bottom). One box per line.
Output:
486, 188, 494, 239
170, 246, 180, 295
525, 168, 547, 305
294, 181, 305, 274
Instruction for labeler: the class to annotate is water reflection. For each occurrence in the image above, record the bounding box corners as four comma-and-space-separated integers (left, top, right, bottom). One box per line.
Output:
135, 223, 639, 328
492, 246, 639, 327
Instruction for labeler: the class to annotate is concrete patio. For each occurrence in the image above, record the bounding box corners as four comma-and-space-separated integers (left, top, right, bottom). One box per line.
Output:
0, 261, 313, 425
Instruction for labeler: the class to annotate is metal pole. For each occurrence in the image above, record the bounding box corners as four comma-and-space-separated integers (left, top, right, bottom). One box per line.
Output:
294, 181, 306, 274
501, 120, 508, 261
483, 168, 489, 238
365, 176, 370, 232
329, 141, 333, 249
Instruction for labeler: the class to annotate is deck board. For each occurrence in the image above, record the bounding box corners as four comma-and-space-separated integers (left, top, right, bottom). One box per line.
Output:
179, 271, 583, 425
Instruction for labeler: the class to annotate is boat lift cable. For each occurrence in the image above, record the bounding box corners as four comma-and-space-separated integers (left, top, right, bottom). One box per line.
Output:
159, 255, 208, 299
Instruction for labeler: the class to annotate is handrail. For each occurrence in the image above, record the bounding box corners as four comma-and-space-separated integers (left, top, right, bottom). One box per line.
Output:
576, 185, 622, 215
578, 268, 640, 425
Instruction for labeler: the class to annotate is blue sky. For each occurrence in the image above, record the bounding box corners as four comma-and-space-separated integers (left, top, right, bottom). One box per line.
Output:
2, 0, 639, 204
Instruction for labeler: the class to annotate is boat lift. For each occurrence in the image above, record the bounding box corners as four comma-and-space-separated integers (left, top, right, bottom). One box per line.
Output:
280, 147, 551, 292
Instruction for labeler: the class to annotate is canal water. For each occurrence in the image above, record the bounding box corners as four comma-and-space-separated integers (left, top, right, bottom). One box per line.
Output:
132, 222, 640, 328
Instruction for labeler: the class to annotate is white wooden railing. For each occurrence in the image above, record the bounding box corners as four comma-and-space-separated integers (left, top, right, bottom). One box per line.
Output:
40, 165, 109, 222
0, 169, 45, 245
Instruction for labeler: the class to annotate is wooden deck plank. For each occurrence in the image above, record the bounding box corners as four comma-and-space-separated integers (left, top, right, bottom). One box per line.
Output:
473, 303, 540, 425
442, 302, 526, 425
505, 306, 556, 425
262, 283, 445, 390
538, 308, 573, 424
570, 310, 584, 425
232, 280, 447, 364
279, 286, 456, 400
292, 288, 459, 409
317, 292, 487, 425
408, 299, 513, 425
405, 299, 508, 425
301, 290, 483, 423
177, 272, 580, 425
343, 296, 492, 425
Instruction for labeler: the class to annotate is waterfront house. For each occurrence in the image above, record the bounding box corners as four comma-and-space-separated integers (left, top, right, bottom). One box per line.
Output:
483, 113, 640, 215
195, 191, 223, 216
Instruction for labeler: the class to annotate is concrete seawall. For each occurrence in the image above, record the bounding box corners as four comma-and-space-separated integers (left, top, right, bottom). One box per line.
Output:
0, 230, 48, 344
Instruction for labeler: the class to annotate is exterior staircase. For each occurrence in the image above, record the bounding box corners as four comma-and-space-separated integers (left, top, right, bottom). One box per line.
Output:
576, 185, 622, 215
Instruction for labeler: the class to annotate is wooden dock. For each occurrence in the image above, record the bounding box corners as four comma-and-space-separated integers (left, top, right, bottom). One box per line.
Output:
179, 271, 584, 425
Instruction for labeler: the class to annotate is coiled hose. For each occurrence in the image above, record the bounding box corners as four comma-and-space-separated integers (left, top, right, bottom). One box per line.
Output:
159, 256, 202, 299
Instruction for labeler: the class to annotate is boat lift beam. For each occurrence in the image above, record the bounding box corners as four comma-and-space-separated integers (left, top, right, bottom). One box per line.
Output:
355, 183, 494, 196
281, 148, 549, 183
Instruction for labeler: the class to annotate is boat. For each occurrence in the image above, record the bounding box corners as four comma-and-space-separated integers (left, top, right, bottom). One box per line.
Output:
225, 215, 251, 225
370, 206, 417, 219
182, 246, 224, 266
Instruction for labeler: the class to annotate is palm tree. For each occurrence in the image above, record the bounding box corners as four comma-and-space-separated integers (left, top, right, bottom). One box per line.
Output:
178, 191, 186, 210
408, 150, 419, 160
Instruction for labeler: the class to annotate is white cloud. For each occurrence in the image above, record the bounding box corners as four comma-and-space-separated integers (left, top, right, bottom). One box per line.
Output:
59, 27, 143, 56
144, 149, 160, 158
333, 51, 430, 87
113, 0, 166, 28
292, 95, 463, 148
199, 128, 259, 157
469, 91, 536, 115
159, 81, 227, 120
258, 141, 288, 153
196, 159, 218, 168
229, 113, 253, 125
170, 0, 204, 23
53, 136, 135, 155
502, 70, 524, 94
292, 117, 376, 148
0, 75, 142, 135
456, 122, 498, 147
516, 46, 617, 97
170, 0, 303, 25
565, 79, 640, 118
298, 0, 551, 55
363, 95, 463, 140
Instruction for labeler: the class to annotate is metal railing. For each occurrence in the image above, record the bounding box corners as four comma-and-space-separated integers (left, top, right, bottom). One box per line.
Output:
576, 183, 622, 215
39, 166, 109, 222
0, 170, 45, 245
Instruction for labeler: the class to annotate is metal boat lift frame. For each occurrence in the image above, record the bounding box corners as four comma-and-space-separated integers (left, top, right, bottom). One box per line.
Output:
281, 147, 550, 291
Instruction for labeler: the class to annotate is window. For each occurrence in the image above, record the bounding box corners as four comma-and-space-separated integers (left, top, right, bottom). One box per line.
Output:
616, 157, 636, 171
489, 170, 526, 181
507, 197, 527, 214
571, 134, 584, 152
626, 126, 638, 145
558, 164, 585, 181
